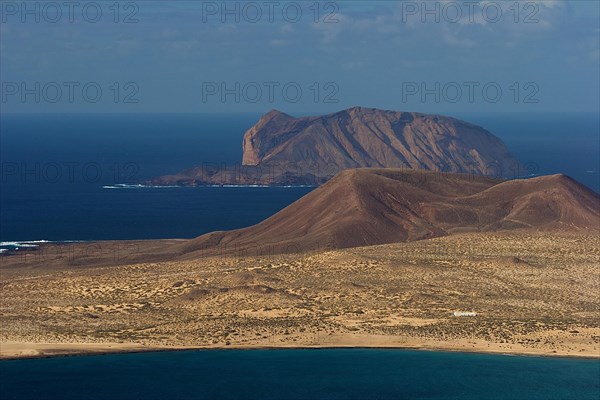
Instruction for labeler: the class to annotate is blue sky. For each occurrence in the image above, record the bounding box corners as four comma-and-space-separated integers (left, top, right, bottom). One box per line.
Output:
1, 0, 598, 113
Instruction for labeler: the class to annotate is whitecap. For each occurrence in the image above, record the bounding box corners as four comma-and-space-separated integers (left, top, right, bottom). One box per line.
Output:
103, 184, 180, 189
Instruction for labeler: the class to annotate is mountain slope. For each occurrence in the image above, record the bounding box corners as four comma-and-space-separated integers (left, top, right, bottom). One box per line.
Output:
180, 169, 600, 257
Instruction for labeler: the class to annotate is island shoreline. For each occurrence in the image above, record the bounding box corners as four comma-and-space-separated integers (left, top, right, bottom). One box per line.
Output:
2, 340, 599, 361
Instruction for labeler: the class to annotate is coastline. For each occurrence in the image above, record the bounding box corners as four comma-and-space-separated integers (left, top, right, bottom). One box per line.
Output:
3, 335, 599, 361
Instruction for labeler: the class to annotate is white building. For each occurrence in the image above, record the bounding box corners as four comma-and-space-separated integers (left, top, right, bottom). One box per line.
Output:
453, 311, 478, 317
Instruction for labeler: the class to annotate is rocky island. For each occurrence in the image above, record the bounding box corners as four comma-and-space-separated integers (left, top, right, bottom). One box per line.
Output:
148, 107, 524, 186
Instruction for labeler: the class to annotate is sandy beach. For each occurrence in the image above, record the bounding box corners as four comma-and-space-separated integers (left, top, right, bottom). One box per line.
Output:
0, 330, 600, 360
2, 333, 599, 361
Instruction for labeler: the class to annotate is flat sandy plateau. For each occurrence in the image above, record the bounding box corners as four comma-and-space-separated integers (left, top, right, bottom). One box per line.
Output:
1, 232, 599, 359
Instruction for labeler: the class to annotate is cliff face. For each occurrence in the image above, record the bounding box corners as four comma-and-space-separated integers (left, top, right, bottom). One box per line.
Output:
180, 170, 600, 256
149, 107, 523, 186
241, 107, 523, 178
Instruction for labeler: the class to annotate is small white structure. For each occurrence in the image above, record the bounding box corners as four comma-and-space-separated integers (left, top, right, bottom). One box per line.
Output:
453, 311, 478, 317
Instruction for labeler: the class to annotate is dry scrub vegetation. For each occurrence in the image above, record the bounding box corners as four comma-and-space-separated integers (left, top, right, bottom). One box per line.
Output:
1, 232, 599, 357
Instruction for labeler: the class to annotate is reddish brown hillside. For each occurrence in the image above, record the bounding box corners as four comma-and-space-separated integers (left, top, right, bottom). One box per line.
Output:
180, 169, 599, 257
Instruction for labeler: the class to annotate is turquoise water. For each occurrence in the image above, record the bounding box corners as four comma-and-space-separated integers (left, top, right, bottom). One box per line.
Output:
0, 349, 598, 400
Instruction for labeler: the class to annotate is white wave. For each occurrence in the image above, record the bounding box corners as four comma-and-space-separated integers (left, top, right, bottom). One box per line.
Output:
0, 243, 39, 249
0, 240, 86, 251
103, 183, 180, 189
0, 240, 49, 245
0, 240, 48, 248
220, 184, 271, 188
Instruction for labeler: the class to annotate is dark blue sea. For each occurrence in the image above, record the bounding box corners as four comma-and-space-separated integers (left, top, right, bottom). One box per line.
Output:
0, 112, 598, 245
0, 349, 599, 400
0, 113, 313, 245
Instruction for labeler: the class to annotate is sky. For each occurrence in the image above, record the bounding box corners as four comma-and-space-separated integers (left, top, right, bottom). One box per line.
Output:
1, 0, 599, 114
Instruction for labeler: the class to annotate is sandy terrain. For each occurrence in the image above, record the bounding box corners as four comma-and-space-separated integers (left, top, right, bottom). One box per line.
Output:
1, 232, 599, 359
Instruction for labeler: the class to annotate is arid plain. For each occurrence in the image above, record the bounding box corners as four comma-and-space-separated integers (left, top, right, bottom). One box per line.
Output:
1, 231, 598, 359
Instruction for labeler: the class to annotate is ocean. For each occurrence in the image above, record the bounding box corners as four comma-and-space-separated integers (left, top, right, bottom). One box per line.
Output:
1, 349, 599, 400
0, 113, 312, 245
1, 112, 598, 245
